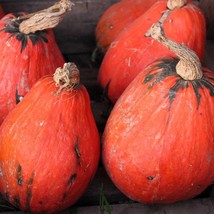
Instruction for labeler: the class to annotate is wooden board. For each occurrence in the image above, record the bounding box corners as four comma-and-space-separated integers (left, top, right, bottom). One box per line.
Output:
64, 198, 214, 214
1, 198, 214, 214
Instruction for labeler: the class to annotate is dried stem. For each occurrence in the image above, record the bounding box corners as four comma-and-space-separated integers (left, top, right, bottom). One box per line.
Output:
148, 22, 202, 80
145, 9, 171, 37
145, 0, 187, 37
167, 0, 187, 10
17, 0, 74, 34
53, 63, 80, 93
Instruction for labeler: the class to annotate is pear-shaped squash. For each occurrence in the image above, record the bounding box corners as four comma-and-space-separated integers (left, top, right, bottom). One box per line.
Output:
0, 63, 100, 213
102, 24, 214, 204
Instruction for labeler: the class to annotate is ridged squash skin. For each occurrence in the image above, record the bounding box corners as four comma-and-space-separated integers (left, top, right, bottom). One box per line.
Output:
0, 76, 100, 213
0, 13, 65, 124
102, 58, 214, 203
98, 1, 206, 103
96, 0, 158, 53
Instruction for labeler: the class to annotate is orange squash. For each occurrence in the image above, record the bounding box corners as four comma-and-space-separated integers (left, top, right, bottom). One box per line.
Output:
98, 0, 206, 103
95, 0, 158, 53
102, 24, 214, 204
0, 63, 100, 213
0, 0, 73, 125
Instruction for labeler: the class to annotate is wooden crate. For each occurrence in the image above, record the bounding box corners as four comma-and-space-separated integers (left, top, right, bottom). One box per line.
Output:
0, 0, 214, 213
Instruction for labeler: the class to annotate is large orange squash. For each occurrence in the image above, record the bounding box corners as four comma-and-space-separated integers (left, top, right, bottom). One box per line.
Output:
0, 0, 73, 124
102, 24, 214, 204
95, 0, 158, 53
0, 63, 100, 213
98, 0, 206, 103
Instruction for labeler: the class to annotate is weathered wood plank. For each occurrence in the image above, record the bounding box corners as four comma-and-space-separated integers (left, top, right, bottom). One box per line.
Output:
0, 0, 120, 54
1, 198, 214, 214
68, 198, 214, 214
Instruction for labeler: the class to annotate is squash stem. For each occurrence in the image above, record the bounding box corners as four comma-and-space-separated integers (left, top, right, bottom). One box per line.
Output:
53, 63, 80, 93
148, 22, 203, 80
16, 0, 74, 34
145, 0, 186, 37
167, 0, 187, 10
145, 9, 171, 37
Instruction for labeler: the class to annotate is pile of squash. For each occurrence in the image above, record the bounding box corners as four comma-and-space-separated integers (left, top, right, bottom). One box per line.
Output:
0, 0, 213, 213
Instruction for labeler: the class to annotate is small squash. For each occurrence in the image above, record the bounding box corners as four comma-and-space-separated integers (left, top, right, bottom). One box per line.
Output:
102, 23, 214, 204
95, 0, 158, 53
0, 0, 73, 124
98, 0, 206, 103
0, 63, 100, 213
